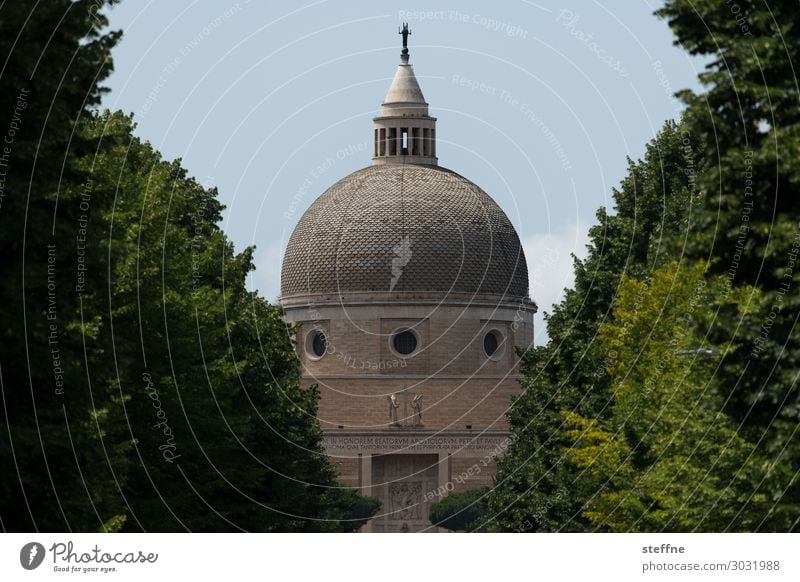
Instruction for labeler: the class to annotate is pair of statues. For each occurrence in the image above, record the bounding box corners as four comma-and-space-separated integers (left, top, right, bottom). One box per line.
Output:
388, 392, 423, 426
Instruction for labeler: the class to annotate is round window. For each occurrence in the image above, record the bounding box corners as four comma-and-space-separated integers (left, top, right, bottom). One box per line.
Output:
484, 331, 500, 357
310, 331, 327, 358
393, 330, 418, 355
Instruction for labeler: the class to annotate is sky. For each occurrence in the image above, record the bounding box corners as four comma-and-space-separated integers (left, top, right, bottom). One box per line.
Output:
102, 0, 706, 344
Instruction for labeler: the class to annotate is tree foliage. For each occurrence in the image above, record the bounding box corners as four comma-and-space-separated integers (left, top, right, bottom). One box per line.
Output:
486, 121, 699, 531
487, 1, 799, 532
565, 262, 791, 531
0, 3, 375, 532
657, 0, 800, 482
430, 487, 489, 532
0, 0, 127, 533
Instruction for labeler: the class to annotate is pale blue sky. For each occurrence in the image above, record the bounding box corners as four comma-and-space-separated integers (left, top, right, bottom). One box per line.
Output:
103, 0, 705, 343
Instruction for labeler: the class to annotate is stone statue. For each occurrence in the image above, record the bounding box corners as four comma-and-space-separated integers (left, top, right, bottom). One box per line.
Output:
411, 393, 423, 426
399, 22, 411, 49
388, 393, 400, 425
405, 482, 422, 519
389, 481, 422, 521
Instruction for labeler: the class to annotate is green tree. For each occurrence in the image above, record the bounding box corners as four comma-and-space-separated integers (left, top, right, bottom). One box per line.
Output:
0, 0, 127, 532
0, 2, 376, 532
656, 0, 800, 526
430, 487, 489, 532
485, 121, 699, 531
564, 262, 788, 531
56, 108, 374, 532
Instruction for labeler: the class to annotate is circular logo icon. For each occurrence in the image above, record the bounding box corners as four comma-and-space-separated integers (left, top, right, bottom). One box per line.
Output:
20, 542, 45, 570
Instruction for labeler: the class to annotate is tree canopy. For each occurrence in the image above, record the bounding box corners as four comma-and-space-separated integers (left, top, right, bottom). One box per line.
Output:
0, 2, 375, 532
485, 0, 799, 532
484, 121, 699, 532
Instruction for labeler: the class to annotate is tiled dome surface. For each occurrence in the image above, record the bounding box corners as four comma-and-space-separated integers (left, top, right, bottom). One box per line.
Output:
281, 164, 529, 299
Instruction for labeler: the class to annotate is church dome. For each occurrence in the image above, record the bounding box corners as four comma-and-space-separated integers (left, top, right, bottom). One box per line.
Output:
280, 163, 529, 300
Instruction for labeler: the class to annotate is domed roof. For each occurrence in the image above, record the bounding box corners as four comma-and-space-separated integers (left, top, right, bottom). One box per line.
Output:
280, 164, 529, 300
